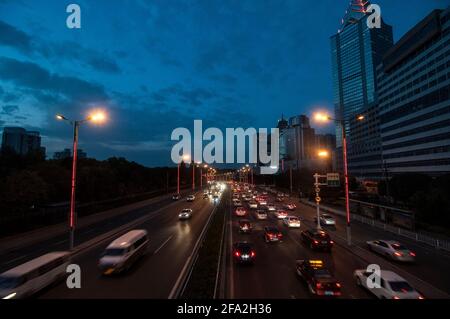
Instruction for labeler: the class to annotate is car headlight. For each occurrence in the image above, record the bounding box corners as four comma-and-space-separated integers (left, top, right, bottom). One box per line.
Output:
2, 292, 17, 299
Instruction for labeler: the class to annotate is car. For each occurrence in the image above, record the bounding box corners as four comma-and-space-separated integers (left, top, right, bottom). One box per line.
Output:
235, 206, 247, 217
301, 229, 334, 251
98, 230, 149, 275
258, 199, 267, 206
232, 242, 255, 264
238, 219, 252, 233
283, 216, 301, 228
366, 240, 416, 262
0, 252, 70, 299
186, 195, 195, 202
248, 201, 258, 209
172, 194, 181, 200
203, 193, 209, 199
284, 203, 296, 210
179, 208, 193, 220
255, 209, 268, 220
314, 214, 336, 226
296, 260, 341, 297
266, 204, 276, 211
274, 209, 288, 219
233, 199, 242, 207
263, 226, 283, 243
354, 269, 424, 299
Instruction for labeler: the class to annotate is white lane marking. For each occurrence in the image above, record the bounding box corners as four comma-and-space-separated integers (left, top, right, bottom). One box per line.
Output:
4, 255, 28, 266
153, 235, 173, 254
51, 239, 66, 247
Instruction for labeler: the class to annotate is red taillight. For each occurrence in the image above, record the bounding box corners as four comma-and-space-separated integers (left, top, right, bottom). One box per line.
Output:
234, 251, 240, 257
316, 283, 322, 289
392, 296, 400, 300
330, 240, 334, 244
277, 233, 283, 238
418, 295, 425, 300
336, 282, 341, 288
313, 240, 319, 245
251, 251, 255, 257
409, 252, 416, 257
394, 251, 402, 257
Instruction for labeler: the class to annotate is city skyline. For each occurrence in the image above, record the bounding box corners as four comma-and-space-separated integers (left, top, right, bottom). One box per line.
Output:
0, 0, 443, 167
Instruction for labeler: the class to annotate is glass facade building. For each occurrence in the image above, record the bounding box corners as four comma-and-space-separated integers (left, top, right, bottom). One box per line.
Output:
330, 0, 393, 177
378, 8, 450, 175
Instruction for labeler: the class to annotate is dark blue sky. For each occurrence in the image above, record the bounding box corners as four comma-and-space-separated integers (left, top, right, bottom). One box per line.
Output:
0, 0, 446, 166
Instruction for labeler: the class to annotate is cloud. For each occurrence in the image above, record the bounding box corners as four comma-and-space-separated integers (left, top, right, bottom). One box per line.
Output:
0, 57, 108, 102
0, 20, 32, 53
2, 104, 18, 114
0, 20, 121, 74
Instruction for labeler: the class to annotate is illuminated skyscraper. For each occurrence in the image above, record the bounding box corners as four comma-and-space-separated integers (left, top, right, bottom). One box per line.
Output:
330, 0, 393, 177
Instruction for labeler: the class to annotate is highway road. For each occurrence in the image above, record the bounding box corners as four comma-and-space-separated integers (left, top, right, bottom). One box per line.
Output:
223, 186, 450, 299
0, 192, 190, 274
36, 192, 216, 298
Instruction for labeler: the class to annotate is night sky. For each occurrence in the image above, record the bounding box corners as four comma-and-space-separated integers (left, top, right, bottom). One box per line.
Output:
0, 0, 445, 166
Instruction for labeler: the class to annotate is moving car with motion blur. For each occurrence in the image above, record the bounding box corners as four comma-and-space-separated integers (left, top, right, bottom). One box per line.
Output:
172, 194, 181, 200
238, 219, 252, 233
98, 230, 149, 275
296, 259, 341, 297
301, 229, 334, 251
248, 201, 258, 209
186, 194, 195, 202
0, 252, 70, 299
263, 226, 283, 243
284, 203, 296, 210
314, 214, 336, 226
233, 199, 242, 207
232, 242, 256, 264
283, 216, 301, 228
178, 208, 193, 220
274, 209, 288, 219
235, 206, 247, 217
255, 209, 268, 220
366, 240, 416, 262
266, 204, 276, 211
354, 269, 424, 299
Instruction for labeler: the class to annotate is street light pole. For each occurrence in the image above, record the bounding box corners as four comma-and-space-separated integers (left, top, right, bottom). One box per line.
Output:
177, 162, 180, 195
56, 110, 106, 251
342, 125, 351, 246
69, 121, 79, 250
192, 163, 195, 191
289, 164, 293, 194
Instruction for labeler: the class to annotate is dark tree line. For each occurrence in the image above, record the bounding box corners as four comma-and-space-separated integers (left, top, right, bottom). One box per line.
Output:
0, 147, 192, 220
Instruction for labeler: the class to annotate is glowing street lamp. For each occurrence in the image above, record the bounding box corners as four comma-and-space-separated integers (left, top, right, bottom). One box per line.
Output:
317, 150, 330, 158
56, 109, 107, 250
312, 111, 364, 246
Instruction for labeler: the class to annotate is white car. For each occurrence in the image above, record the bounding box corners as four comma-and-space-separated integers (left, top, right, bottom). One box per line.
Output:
249, 201, 258, 209
179, 208, 193, 220
283, 216, 301, 228
354, 269, 424, 299
233, 199, 242, 207
266, 204, 276, 212
366, 240, 416, 262
274, 209, 288, 219
186, 195, 195, 202
314, 214, 336, 226
255, 210, 268, 220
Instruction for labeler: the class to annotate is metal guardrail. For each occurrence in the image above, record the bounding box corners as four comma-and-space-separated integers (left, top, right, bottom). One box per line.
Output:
301, 199, 450, 252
